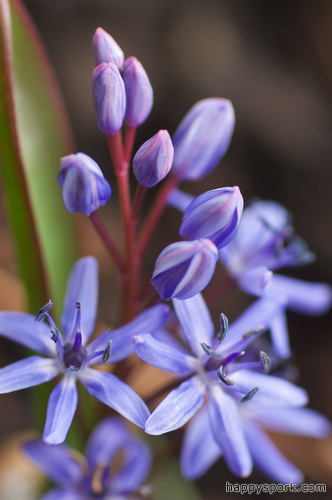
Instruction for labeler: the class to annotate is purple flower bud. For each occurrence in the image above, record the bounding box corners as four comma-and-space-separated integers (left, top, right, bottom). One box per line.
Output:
93, 62, 126, 135
133, 130, 174, 187
171, 98, 235, 181
58, 153, 112, 215
92, 28, 124, 68
122, 56, 153, 127
151, 239, 219, 301
179, 187, 243, 249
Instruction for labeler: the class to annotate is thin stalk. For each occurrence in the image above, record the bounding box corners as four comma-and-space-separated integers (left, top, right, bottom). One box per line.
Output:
89, 210, 126, 275
132, 183, 147, 221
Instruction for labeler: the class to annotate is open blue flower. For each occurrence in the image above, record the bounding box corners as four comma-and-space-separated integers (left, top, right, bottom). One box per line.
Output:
0, 257, 170, 444
133, 293, 309, 477
24, 416, 152, 500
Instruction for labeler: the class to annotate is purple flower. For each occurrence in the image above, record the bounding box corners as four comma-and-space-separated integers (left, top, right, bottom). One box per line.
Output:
58, 153, 112, 215
150, 239, 219, 300
122, 56, 153, 127
0, 257, 171, 444
133, 293, 309, 477
93, 27, 124, 68
220, 199, 332, 315
93, 62, 126, 134
23, 416, 152, 499
133, 130, 174, 187
179, 186, 244, 249
181, 401, 330, 484
171, 98, 235, 181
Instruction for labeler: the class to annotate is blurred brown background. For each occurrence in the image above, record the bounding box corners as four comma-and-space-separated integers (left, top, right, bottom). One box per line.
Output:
1, 0, 332, 498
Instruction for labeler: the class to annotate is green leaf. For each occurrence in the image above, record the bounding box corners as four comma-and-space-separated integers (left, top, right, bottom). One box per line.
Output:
0, 0, 77, 315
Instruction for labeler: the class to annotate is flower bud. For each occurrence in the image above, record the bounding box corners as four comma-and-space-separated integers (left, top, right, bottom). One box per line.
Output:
93, 63, 126, 134
171, 98, 235, 181
133, 130, 173, 187
92, 28, 124, 68
122, 56, 153, 127
150, 239, 219, 301
58, 153, 112, 215
179, 187, 243, 249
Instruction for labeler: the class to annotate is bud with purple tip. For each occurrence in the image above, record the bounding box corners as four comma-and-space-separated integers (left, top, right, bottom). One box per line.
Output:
179, 186, 244, 249
133, 130, 174, 187
122, 56, 153, 127
58, 153, 112, 215
151, 239, 219, 301
93, 63, 126, 135
92, 28, 124, 68
171, 98, 235, 181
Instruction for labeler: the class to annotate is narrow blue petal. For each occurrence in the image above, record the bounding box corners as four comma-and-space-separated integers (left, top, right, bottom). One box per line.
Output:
231, 370, 308, 407
41, 490, 82, 500
208, 384, 252, 477
181, 405, 222, 480
61, 257, 98, 344
254, 407, 331, 438
245, 419, 303, 484
173, 294, 214, 357
269, 312, 291, 358
80, 368, 150, 428
167, 189, 194, 212
85, 417, 130, 467
88, 304, 171, 363
133, 333, 197, 374
0, 356, 59, 393
43, 376, 78, 445
111, 438, 152, 493
237, 266, 272, 296
0, 313, 55, 355
23, 439, 82, 485
266, 274, 332, 315
145, 376, 205, 435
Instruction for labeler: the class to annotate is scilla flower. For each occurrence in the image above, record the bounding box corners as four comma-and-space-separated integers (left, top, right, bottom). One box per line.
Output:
58, 153, 112, 215
24, 417, 152, 500
133, 293, 310, 477
0, 257, 170, 444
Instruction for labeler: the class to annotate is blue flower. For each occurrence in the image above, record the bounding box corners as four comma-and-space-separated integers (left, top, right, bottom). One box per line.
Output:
0, 257, 170, 444
23, 416, 152, 500
133, 293, 310, 477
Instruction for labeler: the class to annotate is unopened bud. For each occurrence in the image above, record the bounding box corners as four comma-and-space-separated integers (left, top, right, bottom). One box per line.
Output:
122, 56, 153, 127
133, 130, 173, 187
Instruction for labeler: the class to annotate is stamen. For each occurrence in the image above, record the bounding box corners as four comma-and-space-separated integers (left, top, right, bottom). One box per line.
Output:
222, 350, 245, 366
102, 340, 112, 364
241, 386, 259, 403
91, 463, 104, 496
242, 325, 265, 339
35, 300, 53, 322
50, 327, 59, 343
217, 366, 234, 386
70, 302, 82, 341
216, 313, 228, 343
260, 351, 271, 374
200, 342, 217, 356
73, 331, 82, 352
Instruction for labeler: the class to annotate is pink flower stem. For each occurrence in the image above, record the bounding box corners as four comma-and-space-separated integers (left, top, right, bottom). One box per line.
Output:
138, 175, 179, 257
89, 211, 126, 275
132, 183, 147, 221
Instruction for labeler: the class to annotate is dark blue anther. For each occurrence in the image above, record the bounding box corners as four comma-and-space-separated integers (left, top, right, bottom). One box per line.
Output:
35, 300, 53, 322
259, 351, 271, 374
217, 366, 234, 386
200, 342, 217, 356
241, 386, 259, 403
242, 325, 264, 339
50, 327, 59, 343
102, 340, 112, 364
216, 313, 228, 342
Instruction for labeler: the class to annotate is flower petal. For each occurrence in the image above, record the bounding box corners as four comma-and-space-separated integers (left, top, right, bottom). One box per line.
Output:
0, 312, 55, 355
61, 257, 98, 344
133, 333, 196, 374
266, 274, 332, 315
208, 384, 252, 477
231, 369, 308, 407
181, 405, 222, 480
269, 311, 291, 358
41, 490, 82, 500
88, 304, 171, 363
0, 356, 59, 393
80, 368, 150, 428
245, 419, 303, 484
43, 376, 78, 445
254, 407, 331, 438
23, 439, 82, 485
173, 294, 214, 357
145, 376, 205, 435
